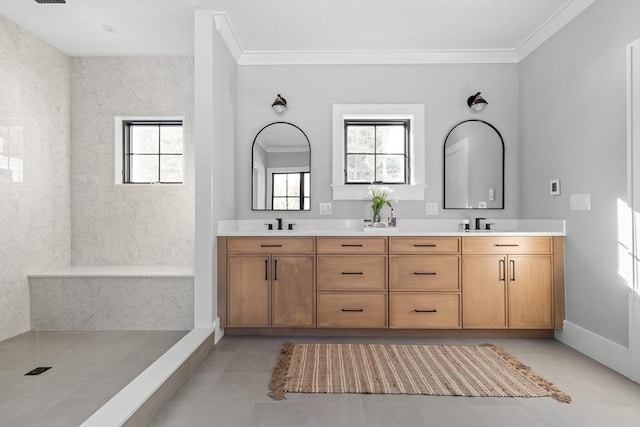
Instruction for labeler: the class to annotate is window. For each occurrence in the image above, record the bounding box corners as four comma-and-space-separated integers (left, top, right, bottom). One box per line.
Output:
345, 119, 409, 184
331, 104, 426, 200
121, 120, 183, 184
272, 171, 310, 210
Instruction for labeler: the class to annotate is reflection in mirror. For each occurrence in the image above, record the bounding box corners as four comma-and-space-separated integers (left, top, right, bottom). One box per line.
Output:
443, 119, 504, 209
252, 122, 311, 210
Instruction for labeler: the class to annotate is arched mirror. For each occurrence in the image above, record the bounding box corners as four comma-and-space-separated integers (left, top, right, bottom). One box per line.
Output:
252, 122, 311, 211
443, 119, 504, 209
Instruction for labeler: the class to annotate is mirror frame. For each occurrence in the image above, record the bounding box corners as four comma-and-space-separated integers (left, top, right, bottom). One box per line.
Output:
251, 121, 311, 211
442, 119, 505, 209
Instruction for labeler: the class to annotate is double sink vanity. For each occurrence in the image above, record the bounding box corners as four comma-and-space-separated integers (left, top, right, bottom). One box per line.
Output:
217, 219, 565, 337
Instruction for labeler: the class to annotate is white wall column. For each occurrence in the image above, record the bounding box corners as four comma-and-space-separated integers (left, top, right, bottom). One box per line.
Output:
627, 39, 640, 383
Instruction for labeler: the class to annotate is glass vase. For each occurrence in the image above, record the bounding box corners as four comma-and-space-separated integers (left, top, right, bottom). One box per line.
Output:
372, 207, 382, 223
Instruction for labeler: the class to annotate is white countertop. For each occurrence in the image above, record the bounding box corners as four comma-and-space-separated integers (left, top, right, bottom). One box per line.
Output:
217, 219, 566, 237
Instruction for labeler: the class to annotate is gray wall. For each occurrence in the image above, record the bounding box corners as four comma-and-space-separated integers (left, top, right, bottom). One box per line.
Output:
235, 64, 520, 220
70, 57, 195, 265
0, 15, 71, 341
520, 0, 640, 346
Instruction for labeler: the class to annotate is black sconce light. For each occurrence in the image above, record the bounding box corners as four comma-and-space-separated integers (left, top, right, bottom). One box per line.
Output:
271, 94, 287, 114
467, 92, 488, 113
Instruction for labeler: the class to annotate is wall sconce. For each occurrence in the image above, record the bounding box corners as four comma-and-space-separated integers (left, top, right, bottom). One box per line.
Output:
467, 92, 488, 113
271, 94, 287, 114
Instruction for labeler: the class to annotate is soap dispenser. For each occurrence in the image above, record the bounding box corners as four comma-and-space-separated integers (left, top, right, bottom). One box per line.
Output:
388, 209, 396, 227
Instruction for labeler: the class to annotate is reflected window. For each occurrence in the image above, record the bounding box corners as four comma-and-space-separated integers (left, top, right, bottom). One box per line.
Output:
344, 120, 409, 184
0, 122, 24, 183
272, 172, 310, 210
122, 120, 183, 184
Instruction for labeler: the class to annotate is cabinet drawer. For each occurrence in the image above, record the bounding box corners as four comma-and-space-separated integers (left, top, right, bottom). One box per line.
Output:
389, 293, 460, 329
227, 237, 315, 254
317, 292, 387, 328
389, 255, 460, 291
462, 237, 552, 254
317, 255, 386, 291
389, 237, 460, 254
317, 237, 387, 254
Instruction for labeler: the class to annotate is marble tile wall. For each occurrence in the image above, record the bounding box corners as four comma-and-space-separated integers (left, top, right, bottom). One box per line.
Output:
70, 57, 195, 265
30, 277, 194, 330
0, 15, 71, 341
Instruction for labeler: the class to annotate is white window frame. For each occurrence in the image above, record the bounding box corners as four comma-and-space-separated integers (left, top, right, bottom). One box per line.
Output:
332, 104, 426, 200
114, 116, 184, 186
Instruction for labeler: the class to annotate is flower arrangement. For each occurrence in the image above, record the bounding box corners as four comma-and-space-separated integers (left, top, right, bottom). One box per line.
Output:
368, 185, 393, 223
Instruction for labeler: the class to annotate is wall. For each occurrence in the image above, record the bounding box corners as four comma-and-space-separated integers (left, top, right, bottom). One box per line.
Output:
520, 0, 640, 347
0, 15, 71, 340
235, 63, 519, 221
70, 57, 195, 265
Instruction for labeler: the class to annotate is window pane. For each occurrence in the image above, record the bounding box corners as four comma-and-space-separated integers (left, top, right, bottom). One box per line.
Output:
160, 126, 183, 154
287, 173, 300, 196
347, 125, 374, 153
273, 174, 287, 196
287, 198, 300, 210
131, 126, 159, 153
273, 198, 288, 210
346, 154, 374, 182
303, 172, 310, 196
303, 197, 310, 210
376, 155, 405, 183
130, 155, 159, 182
376, 125, 405, 153
160, 155, 183, 182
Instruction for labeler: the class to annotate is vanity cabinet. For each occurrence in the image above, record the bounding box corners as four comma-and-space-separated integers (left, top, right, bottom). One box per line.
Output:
226, 237, 315, 328
388, 237, 461, 329
316, 237, 388, 328
218, 234, 565, 335
462, 237, 554, 329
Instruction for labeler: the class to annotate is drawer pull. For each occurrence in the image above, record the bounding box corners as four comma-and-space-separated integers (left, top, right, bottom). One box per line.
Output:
414, 244, 436, 247
264, 258, 268, 281
341, 272, 363, 275
414, 309, 437, 313
341, 308, 364, 312
274, 259, 278, 281
413, 272, 437, 276
341, 244, 364, 247
494, 244, 519, 247
260, 244, 282, 248
499, 259, 505, 281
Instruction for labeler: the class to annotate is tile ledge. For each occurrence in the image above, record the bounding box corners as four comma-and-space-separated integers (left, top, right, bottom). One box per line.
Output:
27, 265, 194, 278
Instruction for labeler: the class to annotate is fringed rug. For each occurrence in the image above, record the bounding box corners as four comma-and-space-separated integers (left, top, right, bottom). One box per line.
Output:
268, 343, 570, 403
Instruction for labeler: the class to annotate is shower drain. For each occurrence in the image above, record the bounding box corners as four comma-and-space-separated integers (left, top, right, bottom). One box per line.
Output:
24, 367, 52, 376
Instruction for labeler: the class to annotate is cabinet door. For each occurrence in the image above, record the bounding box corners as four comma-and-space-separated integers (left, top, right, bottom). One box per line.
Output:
272, 255, 315, 327
228, 255, 270, 327
462, 255, 507, 328
507, 255, 553, 329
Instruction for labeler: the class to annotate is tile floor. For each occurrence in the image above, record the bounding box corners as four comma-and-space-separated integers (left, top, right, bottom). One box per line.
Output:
149, 336, 640, 427
0, 330, 187, 427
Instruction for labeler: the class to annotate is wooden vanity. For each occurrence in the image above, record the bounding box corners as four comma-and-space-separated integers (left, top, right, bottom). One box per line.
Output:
217, 234, 565, 337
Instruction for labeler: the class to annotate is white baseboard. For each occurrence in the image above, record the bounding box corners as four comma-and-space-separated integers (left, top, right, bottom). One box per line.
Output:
555, 320, 630, 378
214, 317, 224, 344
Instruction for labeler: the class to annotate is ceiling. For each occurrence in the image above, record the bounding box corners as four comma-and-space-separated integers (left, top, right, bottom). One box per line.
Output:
0, 0, 595, 63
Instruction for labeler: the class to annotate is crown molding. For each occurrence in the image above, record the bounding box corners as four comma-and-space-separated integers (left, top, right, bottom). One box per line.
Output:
236, 49, 518, 65
516, 0, 596, 61
212, 11, 243, 63
212, 0, 596, 66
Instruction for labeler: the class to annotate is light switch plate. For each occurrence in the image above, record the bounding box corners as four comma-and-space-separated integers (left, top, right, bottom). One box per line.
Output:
425, 202, 438, 215
570, 193, 591, 211
319, 202, 332, 215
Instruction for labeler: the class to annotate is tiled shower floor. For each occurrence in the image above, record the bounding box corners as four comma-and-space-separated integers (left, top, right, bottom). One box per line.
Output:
0, 330, 187, 426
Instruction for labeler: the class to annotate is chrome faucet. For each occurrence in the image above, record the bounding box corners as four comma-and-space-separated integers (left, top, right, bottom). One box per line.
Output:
474, 217, 487, 231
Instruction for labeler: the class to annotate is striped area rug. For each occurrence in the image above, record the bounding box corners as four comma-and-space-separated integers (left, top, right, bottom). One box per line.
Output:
268, 343, 570, 403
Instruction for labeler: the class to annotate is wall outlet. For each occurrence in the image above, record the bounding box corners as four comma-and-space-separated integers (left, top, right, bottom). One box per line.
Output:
425, 202, 438, 215
570, 193, 591, 211
319, 202, 332, 215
